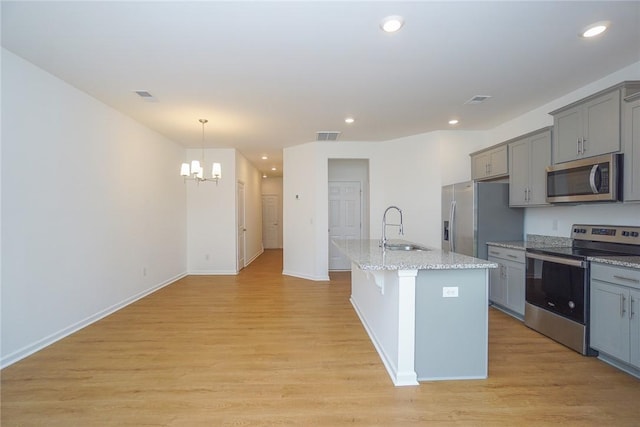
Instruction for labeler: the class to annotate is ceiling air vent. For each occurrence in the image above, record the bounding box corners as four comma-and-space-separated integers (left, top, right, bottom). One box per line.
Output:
464, 95, 492, 105
316, 131, 341, 141
133, 90, 157, 102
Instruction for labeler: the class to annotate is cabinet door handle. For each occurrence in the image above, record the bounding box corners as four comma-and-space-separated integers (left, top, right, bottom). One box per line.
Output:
489, 251, 501, 256
613, 275, 640, 284
507, 254, 519, 259
577, 137, 581, 155
631, 296, 636, 320
582, 138, 587, 154
621, 294, 626, 318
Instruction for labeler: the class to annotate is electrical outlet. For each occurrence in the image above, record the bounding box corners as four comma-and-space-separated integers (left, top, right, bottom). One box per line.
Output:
442, 286, 459, 298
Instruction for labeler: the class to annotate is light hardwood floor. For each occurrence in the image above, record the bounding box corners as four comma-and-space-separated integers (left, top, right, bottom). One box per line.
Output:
2, 249, 639, 426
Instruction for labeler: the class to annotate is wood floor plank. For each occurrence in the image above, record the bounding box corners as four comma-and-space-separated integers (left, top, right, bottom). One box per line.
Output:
2, 249, 639, 426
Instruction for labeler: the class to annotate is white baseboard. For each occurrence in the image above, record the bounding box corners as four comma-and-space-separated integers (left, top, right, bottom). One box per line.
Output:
245, 248, 264, 267
0, 272, 187, 369
282, 269, 330, 281
188, 270, 239, 275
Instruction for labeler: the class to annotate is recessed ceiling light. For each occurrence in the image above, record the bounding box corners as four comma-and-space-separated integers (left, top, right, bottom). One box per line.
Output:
449, 119, 459, 125
380, 15, 404, 33
581, 21, 609, 38
271, 167, 277, 171
345, 117, 355, 124
262, 174, 267, 179
261, 155, 268, 160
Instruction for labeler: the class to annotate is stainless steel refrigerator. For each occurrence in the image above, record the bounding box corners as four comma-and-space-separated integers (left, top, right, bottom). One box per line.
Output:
442, 181, 523, 260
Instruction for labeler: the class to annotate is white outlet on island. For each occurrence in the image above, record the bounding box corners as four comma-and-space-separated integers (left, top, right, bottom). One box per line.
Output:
442, 286, 459, 297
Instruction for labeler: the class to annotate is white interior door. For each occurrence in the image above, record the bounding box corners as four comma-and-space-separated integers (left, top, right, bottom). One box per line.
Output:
237, 182, 246, 271
262, 194, 279, 249
328, 181, 361, 271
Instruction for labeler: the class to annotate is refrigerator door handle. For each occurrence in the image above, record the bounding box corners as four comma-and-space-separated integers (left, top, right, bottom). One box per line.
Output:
449, 201, 456, 252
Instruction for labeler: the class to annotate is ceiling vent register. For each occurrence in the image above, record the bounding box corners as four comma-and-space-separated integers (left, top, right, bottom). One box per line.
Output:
316, 131, 341, 141
465, 95, 492, 105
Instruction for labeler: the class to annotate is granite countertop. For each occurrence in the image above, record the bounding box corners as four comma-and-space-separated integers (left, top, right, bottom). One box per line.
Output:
332, 239, 498, 271
587, 256, 640, 269
487, 236, 640, 270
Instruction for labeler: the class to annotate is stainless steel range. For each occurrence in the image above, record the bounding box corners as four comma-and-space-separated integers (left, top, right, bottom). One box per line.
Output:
525, 224, 640, 355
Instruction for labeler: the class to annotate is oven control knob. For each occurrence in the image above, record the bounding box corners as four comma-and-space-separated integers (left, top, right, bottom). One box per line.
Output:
632, 232, 639, 238
568, 301, 576, 309
622, 231, 630, 237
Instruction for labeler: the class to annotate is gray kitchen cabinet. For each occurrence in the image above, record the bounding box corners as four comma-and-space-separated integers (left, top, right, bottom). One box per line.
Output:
488, 257, 506, 306
471, 144, 508, 181
487, 245, 525, 319
631, 287, 640, 368
508, 127, 552, 206
551, 89, 620, 164
623, 92, 640, 202
590, 263, 640, 374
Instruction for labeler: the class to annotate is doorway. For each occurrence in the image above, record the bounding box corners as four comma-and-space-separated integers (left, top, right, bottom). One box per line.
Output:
328, 159, 370, 271
237, 181, 246, 271
262, 194, 280, 249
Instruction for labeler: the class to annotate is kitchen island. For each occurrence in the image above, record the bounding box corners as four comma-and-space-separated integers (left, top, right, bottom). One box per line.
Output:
333, 239, 498, 386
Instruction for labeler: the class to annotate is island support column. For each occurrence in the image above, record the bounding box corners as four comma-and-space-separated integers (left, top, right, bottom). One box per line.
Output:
395, 269, 419, 385
350, 264, 419, 386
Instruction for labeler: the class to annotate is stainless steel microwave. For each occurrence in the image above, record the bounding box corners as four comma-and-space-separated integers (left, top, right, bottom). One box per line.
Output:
546, 153, 622, 203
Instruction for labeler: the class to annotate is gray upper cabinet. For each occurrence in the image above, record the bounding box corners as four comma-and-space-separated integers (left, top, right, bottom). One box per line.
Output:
551, 82, 640, 166
508, 127, 552, 207
471, 144, 508, 181
551, 89, 620, 164
623, 92, 640, 202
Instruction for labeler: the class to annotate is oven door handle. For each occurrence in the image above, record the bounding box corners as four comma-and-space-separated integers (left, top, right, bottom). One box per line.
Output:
525, 251, 587, 268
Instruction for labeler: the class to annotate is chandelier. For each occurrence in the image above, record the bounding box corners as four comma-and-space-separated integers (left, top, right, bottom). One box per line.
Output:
180, 119, 222, 184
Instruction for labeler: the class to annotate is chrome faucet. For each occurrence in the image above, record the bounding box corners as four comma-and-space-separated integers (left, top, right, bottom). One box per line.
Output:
380, 206, 403, 248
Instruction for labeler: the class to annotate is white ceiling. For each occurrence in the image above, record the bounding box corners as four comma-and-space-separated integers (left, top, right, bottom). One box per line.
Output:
3, 1, 640, 176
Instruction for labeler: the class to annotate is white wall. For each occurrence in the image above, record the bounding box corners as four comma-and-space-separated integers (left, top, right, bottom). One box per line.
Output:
438, 130, 490, 185
186, 148, 237, 274
185, 149, 263, 274
283, 142, 320, 279
1, 49, 187, 367
284, 135, 444, 280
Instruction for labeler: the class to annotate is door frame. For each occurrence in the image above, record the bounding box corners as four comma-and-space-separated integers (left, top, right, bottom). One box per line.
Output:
237, 180, 246, 272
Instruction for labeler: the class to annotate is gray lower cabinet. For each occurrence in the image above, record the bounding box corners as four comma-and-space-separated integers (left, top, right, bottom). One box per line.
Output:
487, 245, 525, 319
590, 263, 640, 375
508, 127, 551, 206
623, 93, 640, 202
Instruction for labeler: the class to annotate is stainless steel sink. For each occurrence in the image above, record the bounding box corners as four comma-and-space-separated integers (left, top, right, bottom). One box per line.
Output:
384, 243, 430, 251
